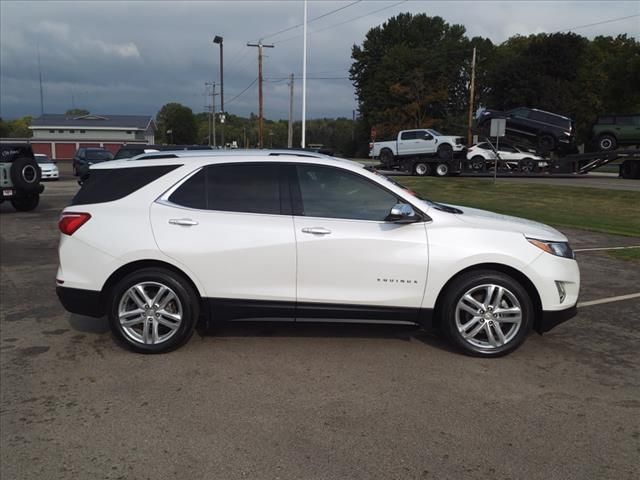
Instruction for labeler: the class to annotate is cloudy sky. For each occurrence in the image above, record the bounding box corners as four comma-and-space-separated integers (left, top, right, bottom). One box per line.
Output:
1, 0, 638, 121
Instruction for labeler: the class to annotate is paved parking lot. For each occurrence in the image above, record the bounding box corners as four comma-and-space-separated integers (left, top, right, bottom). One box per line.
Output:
1, 173, 639, 480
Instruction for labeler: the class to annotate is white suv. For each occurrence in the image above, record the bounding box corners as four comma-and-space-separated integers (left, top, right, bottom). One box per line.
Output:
56, 153, 579, 356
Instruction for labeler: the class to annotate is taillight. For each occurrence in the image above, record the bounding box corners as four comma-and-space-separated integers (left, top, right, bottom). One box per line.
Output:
369, 142, 373, 151
59, 212, 91, 236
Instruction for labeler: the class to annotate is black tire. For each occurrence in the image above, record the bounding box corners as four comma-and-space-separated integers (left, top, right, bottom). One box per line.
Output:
434, 163, 449, 177
440, 270, 533, 357
521, 157, 536, 174
470, 155, 485, 171
379, 148, 394, 166
413, 162, 431, 176
11, 194, 39, 212
621, 160, 640, 179
597, 134, 617, 152
108, 268, 200, 354
9, 157, 41, 192
437, 143, 453, 160
537, 134, 555, 154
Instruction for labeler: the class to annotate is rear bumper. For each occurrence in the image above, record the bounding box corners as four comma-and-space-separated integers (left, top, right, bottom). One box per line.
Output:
1, 184, 45, 198
536, 304, 577, 334
56, 286, 105, 318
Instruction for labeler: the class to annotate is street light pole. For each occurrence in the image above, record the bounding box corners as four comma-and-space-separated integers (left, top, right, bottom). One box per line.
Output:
214, 35, 224, 148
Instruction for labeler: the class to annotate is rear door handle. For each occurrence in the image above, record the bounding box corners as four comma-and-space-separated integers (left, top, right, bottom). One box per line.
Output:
301, 227, 332, 235
169, 218, 199, 226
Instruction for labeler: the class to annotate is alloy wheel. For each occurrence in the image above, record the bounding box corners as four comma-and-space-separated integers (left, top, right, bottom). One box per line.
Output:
455, 283, 522, 349
118, 281, 183, 345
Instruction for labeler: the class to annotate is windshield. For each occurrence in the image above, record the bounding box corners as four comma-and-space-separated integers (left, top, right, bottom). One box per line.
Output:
428, 129, 443, 136
366, 167, 462, 214
86, 150, 114, 161
35, 155, 51, 163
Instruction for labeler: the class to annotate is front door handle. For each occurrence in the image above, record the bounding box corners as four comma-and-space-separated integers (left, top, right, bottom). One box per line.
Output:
301, 227, 332, 235
169, 218, 199, 226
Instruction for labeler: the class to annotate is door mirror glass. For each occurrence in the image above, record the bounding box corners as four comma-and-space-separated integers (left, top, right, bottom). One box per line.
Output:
386, 203, 419, 223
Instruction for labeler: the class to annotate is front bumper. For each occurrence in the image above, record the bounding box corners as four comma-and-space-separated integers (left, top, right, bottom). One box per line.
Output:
56, 286, 105, 318
536, 304, 577, 334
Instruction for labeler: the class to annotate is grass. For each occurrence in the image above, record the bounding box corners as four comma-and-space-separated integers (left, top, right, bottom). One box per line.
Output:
607, 248, 640, 263
395, 176, 640, 237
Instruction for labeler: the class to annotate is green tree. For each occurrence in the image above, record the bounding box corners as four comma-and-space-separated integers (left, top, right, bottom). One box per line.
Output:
155, 103, 197, 144
4, 116, 33, 138
65, 108, 90, 116
0, 117, 8, 137
350, 13, 479, 139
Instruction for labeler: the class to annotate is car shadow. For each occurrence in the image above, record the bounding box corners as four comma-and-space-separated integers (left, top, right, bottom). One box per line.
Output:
68, 314, 110, 334
198, 321, 458, 353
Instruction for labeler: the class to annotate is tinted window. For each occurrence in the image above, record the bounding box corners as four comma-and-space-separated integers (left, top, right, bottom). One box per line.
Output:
86, 150, 114, 161
476, 143, 490, 150
168, 169, 206, 209
400, 131, 417, 140
207, 163, 281, 214
597, 116, 614, 124
530, 111, 569, 128
35, 155, 51, 163
615, 116, 634, 125
114, 148, 144, 159
72, 165, 180, 206
510, 108, 530, 118
296, 165, 398, 221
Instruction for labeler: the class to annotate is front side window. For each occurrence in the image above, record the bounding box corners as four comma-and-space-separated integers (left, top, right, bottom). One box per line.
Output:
296, 165, 399, 221
615, 116, 634, 125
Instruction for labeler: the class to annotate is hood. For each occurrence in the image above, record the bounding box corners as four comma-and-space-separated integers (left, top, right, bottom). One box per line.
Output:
447, 205, 567, 241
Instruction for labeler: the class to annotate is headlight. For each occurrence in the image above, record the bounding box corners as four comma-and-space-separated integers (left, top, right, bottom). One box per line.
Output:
527, 238, 575, 259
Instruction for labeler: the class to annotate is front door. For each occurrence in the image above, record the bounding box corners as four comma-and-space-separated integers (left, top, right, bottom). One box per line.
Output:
150, 163, 297, 319
291, 164, 428, 322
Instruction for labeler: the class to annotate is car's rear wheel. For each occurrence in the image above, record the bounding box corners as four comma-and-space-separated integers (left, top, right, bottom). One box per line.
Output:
10, 157, 41, 192
11, 194, 39, 212
108, 268, 199, 353
437, 144, 453, 160
521, 157, 536, 173
440, 270, 533, 357
379, 148, 394, 166
470, 156, 485, 171
597, 134, 617, 152
413, 162, 430, 176
537, 134, 555, 154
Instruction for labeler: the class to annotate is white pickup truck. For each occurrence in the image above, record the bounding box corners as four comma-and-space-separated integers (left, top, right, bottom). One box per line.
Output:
369, 129, 466, 175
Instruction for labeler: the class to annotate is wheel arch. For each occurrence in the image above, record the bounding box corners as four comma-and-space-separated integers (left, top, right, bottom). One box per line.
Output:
432, 262, 543, 332
101, 259, 206, 316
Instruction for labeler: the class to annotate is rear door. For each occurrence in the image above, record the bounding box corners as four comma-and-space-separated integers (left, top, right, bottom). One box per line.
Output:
150, 162, 297, 318
291, 163, 428, 321
397, 130, 417, 155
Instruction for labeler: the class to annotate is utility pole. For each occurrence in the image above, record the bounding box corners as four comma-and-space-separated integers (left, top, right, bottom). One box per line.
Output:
247, 41, 274, 148
213, 36, 224, 148
467, 46, 477, 146
287, 73, 294, 148
301, 0, 308, 148
37, 43, 44, 115
205, 82, 218, 147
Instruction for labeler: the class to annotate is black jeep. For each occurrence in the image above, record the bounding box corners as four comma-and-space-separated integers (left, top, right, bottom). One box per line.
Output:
477, 107, 576, 155
0, 144, 44, 211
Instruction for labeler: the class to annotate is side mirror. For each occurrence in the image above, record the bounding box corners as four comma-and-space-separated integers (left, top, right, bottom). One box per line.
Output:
386, 203, 420, 223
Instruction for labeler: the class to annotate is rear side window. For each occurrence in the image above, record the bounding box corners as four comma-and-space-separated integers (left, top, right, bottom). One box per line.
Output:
400, 131, 417, 140
168, 163, 282, 215
71, 165, 180, 205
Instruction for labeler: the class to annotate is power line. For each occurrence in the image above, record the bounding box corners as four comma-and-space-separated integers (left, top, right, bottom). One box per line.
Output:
276, 0, 408, 44
554, 14, 640, 34
225, 77, 258, 106
258, 0, 363, 41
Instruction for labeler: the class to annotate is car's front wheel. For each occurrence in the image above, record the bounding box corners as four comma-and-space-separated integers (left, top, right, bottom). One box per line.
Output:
108, 268, 199, 353
440, 270, 533, 357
